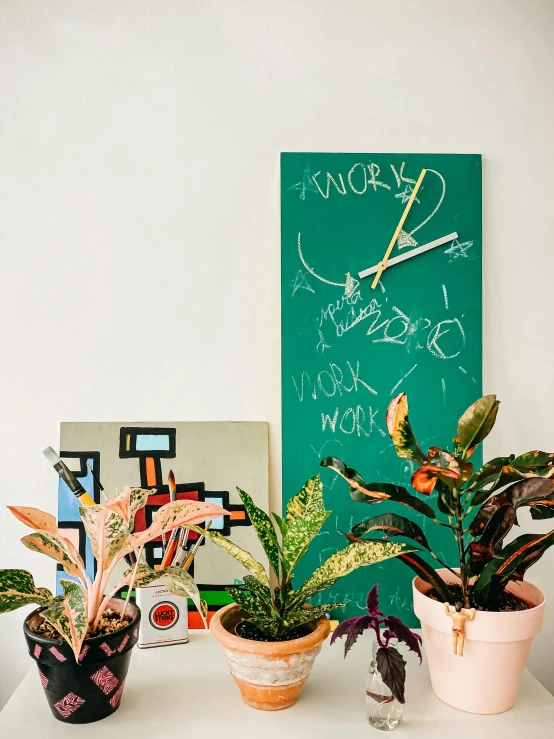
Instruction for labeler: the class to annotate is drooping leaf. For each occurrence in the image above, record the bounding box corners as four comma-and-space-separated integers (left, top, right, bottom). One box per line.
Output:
530, 499, 554, 520
386, 393, 426, 464
295, 540, 416, 606
384, 615, 422, 663
20, 532, 85, 579
366, 584, 380, 615
321, 457, 436, 519
331, 614, 373, 656
472, 529, 554, 605
411, 465, 459, 495
122, 500, 229, 559
285, 474, 326, 524
283, 604, 340, 631
350, 513, 431, 550
511, 451, 554, 477
282, 509, 330, 577
158, 567, 208, 628
186, 525, 270, 588
456, 395, 499, 455
396, 552, 452, 602
376, 645, 407, 703
242, 575, 273, 605
7, 506, 58, 534
237, 488, 280, 578
42, 579, 88, 661
0, 569, 53, 614
470, 477, 554, 538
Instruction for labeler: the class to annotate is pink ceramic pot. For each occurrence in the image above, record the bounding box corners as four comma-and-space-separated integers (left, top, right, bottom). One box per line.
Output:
413, 569, 545, 714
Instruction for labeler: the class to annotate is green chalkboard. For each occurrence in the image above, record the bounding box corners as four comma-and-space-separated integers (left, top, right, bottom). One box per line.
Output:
281, 153, 482, 625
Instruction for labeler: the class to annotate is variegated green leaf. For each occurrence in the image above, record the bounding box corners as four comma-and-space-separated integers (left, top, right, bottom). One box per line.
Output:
21, 532, 84, 579
386, 393, 426, 463
283, 604, 341, 630
456, 394, 499, 455
285, 475, 325, 525
103, 486, 151, 528
227, 586, 273, 622
187, 525, 270, 588
0, 569, 53, 614
512, 451, 554, 477
121, 563, 161, 588
243, 575, 273, 605
272, 512, 287, 537
295, 540, 416, 605
237, 488, 280, 578
79, 506, 129, 569
282, 510, 330, 576
42, 579, 88, 661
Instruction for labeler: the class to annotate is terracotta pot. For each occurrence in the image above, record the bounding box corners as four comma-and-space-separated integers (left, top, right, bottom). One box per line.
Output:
24, 598, 140, 724
413, 569, 545, 714
210, 603, 330, 710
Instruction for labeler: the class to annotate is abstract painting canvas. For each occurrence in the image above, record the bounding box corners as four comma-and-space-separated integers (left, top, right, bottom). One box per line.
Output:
56, 422, 269, 627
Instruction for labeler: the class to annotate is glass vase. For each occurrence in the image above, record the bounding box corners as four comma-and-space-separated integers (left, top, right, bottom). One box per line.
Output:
366, 639, 403, 731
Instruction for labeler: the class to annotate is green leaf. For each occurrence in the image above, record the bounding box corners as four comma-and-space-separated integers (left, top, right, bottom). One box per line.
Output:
242, 575, 273, 605
0, 569, 53, 614
282, 510, 330, 576
511, 451, 554, 477
396, 553, 452, 602
376, 646, 407, 703
187, 525, 270, 588
42, 579, 88, 661
227, 586, 272, 621
283, 604, 341, 630
272, 512, 287, 537
464, 456, 514, 493
121, 563, 162, 588
386, 393, 426, 464
295, 540, 417, 606
285, 475, 325, 525
456, 395, 499, 455
20, 532, 85, 579
321, 457, 436, 519
350, 513, 430, 549
236, 488, 280, 578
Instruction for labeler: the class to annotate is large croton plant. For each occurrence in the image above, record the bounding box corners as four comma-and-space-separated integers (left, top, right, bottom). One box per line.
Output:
322, 393, 554, 610
188, 475, 416, 640
0, 488, 227, 659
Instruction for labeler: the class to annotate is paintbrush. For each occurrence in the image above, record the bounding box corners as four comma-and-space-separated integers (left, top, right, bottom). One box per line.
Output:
160, 470, 180, 568
171, 527, 191, 568
183, 520, 212, 572
43, 447, 95, 506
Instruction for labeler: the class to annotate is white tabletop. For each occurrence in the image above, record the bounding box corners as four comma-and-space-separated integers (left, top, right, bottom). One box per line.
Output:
1, 630, 553, 737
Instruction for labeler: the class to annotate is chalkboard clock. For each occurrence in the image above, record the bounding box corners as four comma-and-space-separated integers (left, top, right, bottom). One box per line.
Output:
281, 153, 482, 625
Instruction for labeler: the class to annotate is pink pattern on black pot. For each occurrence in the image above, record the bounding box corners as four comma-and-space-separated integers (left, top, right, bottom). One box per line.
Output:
90, 666, 119, 695
54, 693, 86, 718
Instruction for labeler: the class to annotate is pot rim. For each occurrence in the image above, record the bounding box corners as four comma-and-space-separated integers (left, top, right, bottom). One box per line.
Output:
23, 597, 141, 645
413, 569, 546, 615
210, 603, 331, 654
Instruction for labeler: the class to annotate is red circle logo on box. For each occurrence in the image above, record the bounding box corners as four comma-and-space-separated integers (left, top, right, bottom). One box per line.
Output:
149, 601, 179, 630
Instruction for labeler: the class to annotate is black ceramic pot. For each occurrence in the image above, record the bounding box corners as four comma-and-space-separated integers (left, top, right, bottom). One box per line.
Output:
23, 598, 141, 724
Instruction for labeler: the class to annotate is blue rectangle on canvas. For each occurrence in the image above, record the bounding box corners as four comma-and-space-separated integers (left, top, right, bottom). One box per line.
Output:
205, 496, 224, 530
135, 434, 170, 451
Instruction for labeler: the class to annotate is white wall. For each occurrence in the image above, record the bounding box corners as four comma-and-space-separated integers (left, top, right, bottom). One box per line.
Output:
1, 0, 553, 708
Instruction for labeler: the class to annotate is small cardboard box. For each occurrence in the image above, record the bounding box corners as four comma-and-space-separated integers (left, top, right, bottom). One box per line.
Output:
136, 579, 189, 648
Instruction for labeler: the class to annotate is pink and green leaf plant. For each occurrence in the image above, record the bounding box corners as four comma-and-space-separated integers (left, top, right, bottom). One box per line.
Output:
0, 487, 228, 660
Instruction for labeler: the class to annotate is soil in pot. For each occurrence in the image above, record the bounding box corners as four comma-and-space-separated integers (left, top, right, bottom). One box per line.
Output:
24, 599, 140, 725
426, 584, 529, 612
28, 608, 134, 640
234, 620, 311, 641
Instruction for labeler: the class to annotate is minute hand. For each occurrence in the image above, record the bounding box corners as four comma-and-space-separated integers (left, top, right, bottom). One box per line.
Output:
358, 232, 459, 280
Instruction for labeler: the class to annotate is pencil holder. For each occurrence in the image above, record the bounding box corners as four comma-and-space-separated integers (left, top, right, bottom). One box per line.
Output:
136, 579, 189, 649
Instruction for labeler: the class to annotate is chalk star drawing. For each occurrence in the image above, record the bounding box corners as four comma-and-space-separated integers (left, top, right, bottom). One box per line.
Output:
297, 232, 359, 297
316, 329, 331, 353
291, 269, 315, 297
289, 168, 320, 200
444, 238, 473, 262
395, 184, 420, 205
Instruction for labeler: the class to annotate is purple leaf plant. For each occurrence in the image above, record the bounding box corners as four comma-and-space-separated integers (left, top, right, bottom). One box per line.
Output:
331, 584, 422, 703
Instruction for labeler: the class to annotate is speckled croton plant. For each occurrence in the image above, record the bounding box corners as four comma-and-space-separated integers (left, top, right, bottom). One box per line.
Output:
191, 475, 415, 640
0, 488, 227, 659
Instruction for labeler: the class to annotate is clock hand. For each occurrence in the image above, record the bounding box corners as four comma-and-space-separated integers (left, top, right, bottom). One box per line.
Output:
358, 232, 458, 279
371, 168, 426, 289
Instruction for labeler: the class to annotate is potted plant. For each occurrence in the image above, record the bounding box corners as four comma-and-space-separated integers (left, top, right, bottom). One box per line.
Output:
193, 474, 416, 711
332, 584, 422, 731
0, 487, 227, 723
322, 393, 554, 714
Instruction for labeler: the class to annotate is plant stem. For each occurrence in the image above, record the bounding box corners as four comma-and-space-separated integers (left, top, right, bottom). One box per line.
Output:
453, 496, 470, 608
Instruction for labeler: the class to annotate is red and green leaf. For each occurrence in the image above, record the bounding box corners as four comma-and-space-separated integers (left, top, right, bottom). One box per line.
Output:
350, 513, 430, 549
0, 569, 53, 614
411, 465, 459, 495
386, 393, 426, 464
456, 395, 499, 456
42, 579, 88, 661
20, 532, 85, 579
397, 552, 452, 602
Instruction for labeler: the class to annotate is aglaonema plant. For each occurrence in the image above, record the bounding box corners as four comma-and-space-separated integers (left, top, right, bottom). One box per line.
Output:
187, 474, 417, 640
322, 393, 554, 610
0, 487, 227, 659
332, 585, 421, 703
